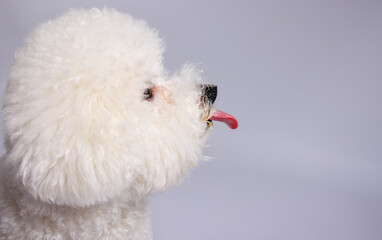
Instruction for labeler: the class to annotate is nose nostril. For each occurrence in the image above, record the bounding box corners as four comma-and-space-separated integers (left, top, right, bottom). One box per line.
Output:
202, 84, 217, 104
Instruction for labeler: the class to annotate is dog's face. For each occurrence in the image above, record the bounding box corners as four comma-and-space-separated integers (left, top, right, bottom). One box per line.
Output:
3, 9, 219, 207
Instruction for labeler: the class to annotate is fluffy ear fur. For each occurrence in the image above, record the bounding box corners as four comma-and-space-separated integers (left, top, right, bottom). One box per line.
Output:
2, 8, 165, 207
3, 55, 144, 207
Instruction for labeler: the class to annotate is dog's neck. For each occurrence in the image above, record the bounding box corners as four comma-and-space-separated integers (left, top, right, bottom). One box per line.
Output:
1, 184, 152, 240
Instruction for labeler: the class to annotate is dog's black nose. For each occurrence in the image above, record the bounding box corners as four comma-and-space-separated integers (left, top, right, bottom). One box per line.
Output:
201, 84, 217, 104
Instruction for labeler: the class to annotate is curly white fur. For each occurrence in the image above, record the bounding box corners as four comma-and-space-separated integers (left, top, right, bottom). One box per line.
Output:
0, 8, 210, 240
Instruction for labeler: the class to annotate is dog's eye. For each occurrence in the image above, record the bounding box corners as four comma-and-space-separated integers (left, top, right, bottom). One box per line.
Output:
143, 88, 153, 100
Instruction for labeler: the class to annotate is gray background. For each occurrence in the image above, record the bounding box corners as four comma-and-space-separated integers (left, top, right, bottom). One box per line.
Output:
1, 0, 382, 239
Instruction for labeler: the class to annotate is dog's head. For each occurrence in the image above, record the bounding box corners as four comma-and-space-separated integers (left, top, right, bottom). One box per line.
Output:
3, 8, 237, 207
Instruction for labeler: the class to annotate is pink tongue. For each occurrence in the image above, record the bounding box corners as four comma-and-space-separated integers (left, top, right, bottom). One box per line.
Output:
210, 110, 238, 129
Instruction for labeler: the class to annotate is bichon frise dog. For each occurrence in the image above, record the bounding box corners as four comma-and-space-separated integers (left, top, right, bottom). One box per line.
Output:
0, 8, 237, 240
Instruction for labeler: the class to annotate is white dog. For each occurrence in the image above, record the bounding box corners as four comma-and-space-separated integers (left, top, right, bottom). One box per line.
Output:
0, 8, 237, 240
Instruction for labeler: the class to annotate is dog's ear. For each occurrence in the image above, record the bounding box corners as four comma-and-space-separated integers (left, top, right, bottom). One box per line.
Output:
3, 87, 141, 207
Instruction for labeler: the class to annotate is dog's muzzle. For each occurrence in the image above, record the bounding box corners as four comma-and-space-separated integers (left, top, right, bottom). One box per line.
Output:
200, 84, 238, 129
